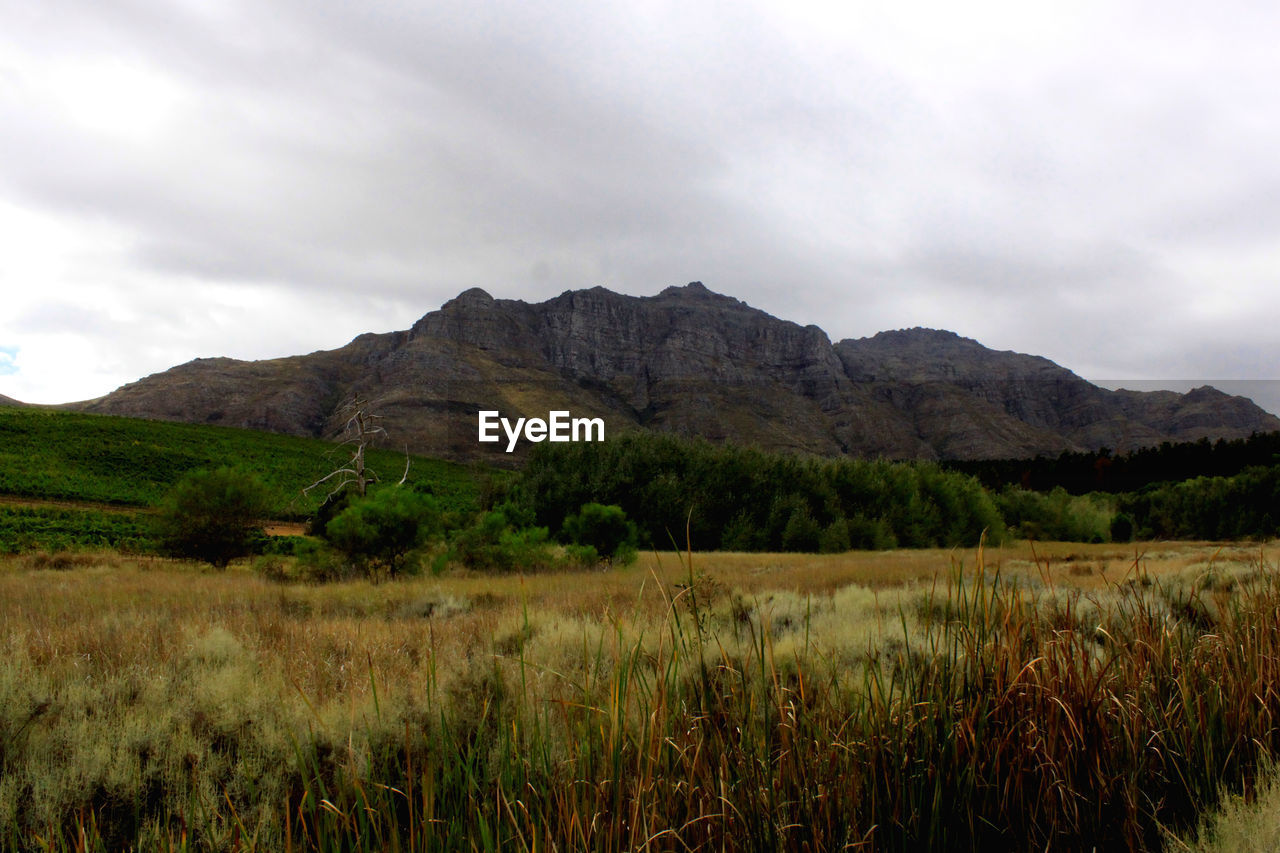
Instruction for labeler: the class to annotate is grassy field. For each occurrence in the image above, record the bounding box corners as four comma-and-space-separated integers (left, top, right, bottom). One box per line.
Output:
3, 540, 1278, 850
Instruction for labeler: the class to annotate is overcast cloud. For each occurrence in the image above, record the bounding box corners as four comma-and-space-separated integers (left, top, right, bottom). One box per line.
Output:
1, 0, 1278, 412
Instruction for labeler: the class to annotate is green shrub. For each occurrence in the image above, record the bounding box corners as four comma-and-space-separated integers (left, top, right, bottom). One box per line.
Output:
560, 503, 638, 561
448, 511, 558, 572
292, 537, 353, 581
780, 506, 822, 552
1110, 512, 1134, 543
995, 486, 1114, 542
847, 513, 897, 550
323, 487, 440, 578
152, 467, 272, 568
251, 554, 290, 582
818, 518, 851, 553
561, 543, 602, 569
720, 511, 768, 551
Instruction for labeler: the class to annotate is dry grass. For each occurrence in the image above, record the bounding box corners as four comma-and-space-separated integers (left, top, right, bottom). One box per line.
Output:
2, 540, 1278, 850
1170, 759, 1280, 853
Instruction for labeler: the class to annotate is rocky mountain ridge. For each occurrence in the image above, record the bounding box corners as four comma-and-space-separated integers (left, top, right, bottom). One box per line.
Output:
75, 282, 1280, 464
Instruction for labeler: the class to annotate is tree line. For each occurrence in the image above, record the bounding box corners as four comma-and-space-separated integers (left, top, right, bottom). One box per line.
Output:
32, 429, 1277, 570
947, 431, 1280, 495
511, 433, 1004, 552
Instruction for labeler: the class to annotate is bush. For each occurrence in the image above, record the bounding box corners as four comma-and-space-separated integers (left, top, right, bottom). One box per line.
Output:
995, 486, 1114, 542
323, 487, 441, 578
1110, 512, 1134, 543
819, 518, 852, 553
153, 467, 272, 568
448, 511, 558, 572
560, 503, 638, 561
561, 543, 602, 569
781, 506, 822, 552
293, 537, 354, 581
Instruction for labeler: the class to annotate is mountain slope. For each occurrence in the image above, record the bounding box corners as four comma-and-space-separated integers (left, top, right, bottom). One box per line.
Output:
79, 283, 1280, 463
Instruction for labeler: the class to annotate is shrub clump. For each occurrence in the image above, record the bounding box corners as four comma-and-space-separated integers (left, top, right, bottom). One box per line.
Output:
559, 503, 637, 563
322, 487, 441, 578
152, 467, 272, 568
447, 509, 558, 572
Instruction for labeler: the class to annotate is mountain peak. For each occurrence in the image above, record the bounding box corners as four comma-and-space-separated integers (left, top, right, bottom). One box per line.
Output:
660, 280, 710, 296
442, 287, 495, 309
77, 282, 1280, 463
657, 280, 742, 303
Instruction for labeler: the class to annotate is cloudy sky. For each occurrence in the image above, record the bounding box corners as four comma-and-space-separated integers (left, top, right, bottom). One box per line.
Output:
2, 0, 1278, 410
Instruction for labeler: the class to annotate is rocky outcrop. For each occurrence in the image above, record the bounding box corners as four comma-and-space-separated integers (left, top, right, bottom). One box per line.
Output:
78, 283, 1280, 464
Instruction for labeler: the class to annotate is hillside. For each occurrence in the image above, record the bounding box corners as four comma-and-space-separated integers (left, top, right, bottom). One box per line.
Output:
0, 407, 480, 516
77, 283, 1280, 462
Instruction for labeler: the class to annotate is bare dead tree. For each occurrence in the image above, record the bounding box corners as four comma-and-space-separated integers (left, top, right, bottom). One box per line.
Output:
304, 397, 397, 500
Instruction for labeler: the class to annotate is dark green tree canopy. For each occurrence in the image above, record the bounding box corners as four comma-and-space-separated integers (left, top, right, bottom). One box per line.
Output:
560, 503, 637, 560
153, 467, 272, 568
323, 487, 440, 577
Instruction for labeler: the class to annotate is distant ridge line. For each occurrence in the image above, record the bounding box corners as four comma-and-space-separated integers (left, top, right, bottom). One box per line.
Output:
72, 282, 1280, 464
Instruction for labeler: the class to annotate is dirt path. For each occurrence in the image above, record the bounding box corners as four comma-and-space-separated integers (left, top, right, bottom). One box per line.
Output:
263, 521, 307, 536
0, 494, 150, 514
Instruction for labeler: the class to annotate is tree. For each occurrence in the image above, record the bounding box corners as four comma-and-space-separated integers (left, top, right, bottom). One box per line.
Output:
560, 503, 638, 561
1110, 512, 1135, 543
323, 487, 440, 578
154, 467, 272, 568
303, 397, 408, 501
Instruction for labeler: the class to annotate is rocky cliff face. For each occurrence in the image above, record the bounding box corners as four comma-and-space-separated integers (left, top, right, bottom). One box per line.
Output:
80, 283, 1280, 463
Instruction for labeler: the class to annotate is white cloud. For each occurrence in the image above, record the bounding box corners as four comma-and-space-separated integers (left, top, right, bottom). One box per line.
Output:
1, 0, 1279, 406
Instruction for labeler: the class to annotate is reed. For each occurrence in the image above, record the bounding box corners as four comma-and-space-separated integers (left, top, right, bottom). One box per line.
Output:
3, 544, 1279, 850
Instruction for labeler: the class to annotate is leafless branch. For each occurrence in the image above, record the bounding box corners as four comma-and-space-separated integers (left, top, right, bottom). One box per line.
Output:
302, 396, 393, 499
398, 445, 411, 486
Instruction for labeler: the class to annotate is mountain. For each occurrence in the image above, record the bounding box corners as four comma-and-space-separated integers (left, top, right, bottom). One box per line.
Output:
0, 393, 26, 407
78, 282, 1280, 464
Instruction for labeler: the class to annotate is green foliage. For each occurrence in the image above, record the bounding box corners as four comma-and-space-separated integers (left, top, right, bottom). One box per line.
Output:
818, 518, 851, 553
994, 486, 1115, 542
560, 543, 603, 569
515, 432, 1004, 552
949, 430, 1280, 494
153, 467, 272, 568
846, 513, 898, 550
323, 487, 441, 577
0, 406, 480, 516
292, 536, 354, 581
559, 503, 637, 560
780, 505, 822, 552
307, 487, 355, 535
0, 505, 150, 554
448, 510, 558, 572
1119, 465, 1280, 540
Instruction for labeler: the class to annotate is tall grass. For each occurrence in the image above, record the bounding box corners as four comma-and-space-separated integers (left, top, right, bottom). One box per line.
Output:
4, 545, 1280, 850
